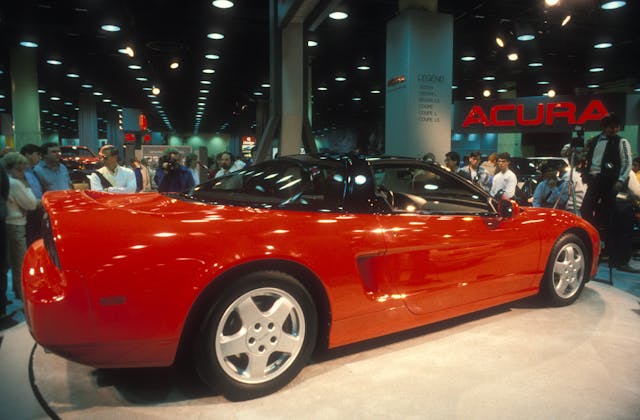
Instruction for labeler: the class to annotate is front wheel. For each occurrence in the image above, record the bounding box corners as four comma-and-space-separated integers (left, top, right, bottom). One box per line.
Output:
540, 233, 589, 306
195, 271, 317, 400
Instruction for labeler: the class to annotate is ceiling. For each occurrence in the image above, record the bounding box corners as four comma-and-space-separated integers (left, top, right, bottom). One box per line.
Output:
0, 0, 637, 141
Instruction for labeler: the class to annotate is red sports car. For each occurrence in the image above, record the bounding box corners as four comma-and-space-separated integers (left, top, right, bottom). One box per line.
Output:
22, 154, 600, 400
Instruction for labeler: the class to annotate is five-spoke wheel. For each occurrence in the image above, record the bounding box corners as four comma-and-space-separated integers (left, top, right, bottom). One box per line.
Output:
541, 233, 589, 306
196, 271, 317, 400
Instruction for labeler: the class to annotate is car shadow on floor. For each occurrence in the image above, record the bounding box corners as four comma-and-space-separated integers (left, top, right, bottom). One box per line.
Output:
85, 288, 601, 406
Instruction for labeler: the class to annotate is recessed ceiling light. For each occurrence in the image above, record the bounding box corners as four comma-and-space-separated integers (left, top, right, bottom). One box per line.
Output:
143, 87, 151, 91
634, 87, 640, 92
562, 15, 571, 26
452, 85, 458, 89
461, 56, 476, 62
200, 89, 210, 93
545, 0, 560, 6
101, 24, 120, 32
507, 53, 519, 61
205, 54, 220, 60
38, 89, 46, 94
19, 41, 38, 48
601, 1, 626, 10
66, 73, 80, 78
465, 96, 475, 100
352, 97, 362, 101
170, 61, 180, 70
329, 11, 348, 20
335, 76, 347, 82
528, 62, 543, 67
200, 80, 212, 84
307, 40, 318, 47
482, 89, 491, 97
594, 42, 613, 49
136, 77, 148, 82
102, 98, 112, 103
93, 91, 103, 96
547, 89, 556, 97
198, 96, 206, 100
370, 89, 381, 94
50, 96, 60, 101
261, 83, 271, 88
482, 76, 495, 81
495, 37, 505, 48
202, 68, 215, 74
537, 81, 550, 85
212, 0, 234, 8
253, 92, 263, 96
587, 84, 600, 88
207, 32, 224, 40
152, 86, 160, 95
317, 86, 328, 91
0, 94, 5, 99
497, 88, 508, 93
357, 65, 370, 71
517, 34, 535, 41
589, 67, 604, 72
46, 59, 62, 65
128, 65, 142, 70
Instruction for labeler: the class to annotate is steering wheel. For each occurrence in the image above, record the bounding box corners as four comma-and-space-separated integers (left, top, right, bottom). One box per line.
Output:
377, 185, 395, 208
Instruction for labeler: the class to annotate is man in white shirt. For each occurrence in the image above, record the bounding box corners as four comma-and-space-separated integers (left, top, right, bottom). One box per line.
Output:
215, 152, 246, 179
88, 145, 136, 193
490, 152, 517, 200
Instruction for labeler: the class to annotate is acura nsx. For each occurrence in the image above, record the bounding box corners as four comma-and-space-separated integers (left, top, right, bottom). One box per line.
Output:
22, 154, 600, 400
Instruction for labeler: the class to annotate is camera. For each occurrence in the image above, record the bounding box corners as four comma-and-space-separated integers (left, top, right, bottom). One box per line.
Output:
571, 125, 585, 148
160, 155, 179, 172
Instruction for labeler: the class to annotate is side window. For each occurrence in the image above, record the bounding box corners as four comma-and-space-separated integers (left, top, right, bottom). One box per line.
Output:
373, 164, 490, 215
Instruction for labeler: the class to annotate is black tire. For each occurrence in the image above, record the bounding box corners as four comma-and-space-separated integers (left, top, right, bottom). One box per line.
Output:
195, 271, 317, 400
540, 233, 589, 306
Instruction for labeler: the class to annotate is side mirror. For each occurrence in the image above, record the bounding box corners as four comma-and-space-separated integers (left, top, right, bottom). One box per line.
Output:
498, 199, 518, 218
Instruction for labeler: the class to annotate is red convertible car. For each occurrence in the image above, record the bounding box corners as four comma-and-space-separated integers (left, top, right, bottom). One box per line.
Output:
22, 154, 600, 400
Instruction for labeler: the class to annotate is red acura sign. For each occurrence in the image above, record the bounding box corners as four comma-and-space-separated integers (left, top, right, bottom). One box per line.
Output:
454, 94, 625, 133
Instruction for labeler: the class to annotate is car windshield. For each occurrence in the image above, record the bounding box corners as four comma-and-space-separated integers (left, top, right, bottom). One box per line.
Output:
188, 159, 347, 212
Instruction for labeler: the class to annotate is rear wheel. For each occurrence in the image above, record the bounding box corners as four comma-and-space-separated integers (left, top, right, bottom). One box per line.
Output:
540, 233, 588, 306
195, 271, 317, 400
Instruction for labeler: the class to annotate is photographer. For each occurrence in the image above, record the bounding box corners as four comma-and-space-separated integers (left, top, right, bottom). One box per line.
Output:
154, 148, 195, 193
532, 164, 567, 208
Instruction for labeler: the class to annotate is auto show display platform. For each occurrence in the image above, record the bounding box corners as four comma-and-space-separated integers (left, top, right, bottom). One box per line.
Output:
1, 280, 639, 419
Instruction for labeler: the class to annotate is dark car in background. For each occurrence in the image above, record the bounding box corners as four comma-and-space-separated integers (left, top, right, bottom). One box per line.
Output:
59, 146, 102, 183
507, 157, 569, 206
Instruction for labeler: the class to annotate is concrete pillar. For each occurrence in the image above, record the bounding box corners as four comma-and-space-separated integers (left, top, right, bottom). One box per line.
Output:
78, 92, 100, 152
0, 113, 13, 149
280, 21, 304, 156
10, 47, 41, 149
385, 9, 453, 161
104, 109, 123, 151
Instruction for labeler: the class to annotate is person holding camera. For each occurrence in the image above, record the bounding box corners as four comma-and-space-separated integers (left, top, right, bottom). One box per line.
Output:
155, 148, 195, 193
88, 145, 136, 193
532, 164, 568, 208
581, 114, 632, 255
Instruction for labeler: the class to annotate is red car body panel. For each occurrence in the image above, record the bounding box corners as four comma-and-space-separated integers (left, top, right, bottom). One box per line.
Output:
23, 184, 600, 368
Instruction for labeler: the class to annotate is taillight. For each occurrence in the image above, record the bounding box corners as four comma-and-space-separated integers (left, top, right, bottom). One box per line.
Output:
42, 212, 62, 269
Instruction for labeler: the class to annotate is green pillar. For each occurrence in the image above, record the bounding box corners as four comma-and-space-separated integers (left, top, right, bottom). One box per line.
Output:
10, 47, 41, 149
